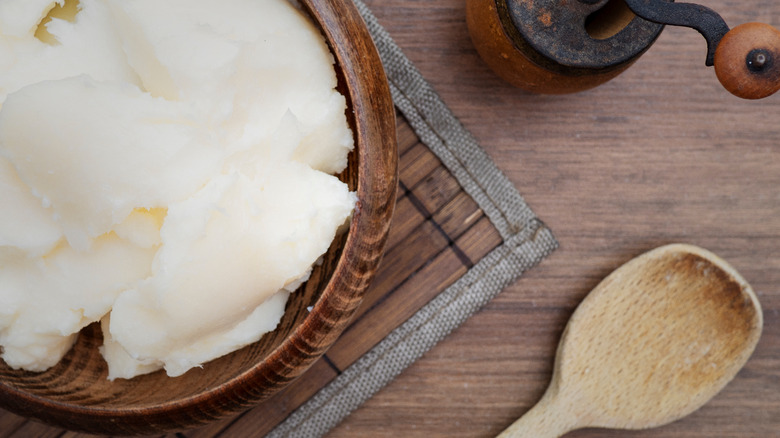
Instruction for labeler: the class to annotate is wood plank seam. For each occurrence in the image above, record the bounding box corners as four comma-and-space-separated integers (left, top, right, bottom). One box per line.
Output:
401, 180, 475, 268
318, 354, 341, 376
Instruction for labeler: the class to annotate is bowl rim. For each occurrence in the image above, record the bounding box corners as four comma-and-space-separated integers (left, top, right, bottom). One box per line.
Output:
0, 0, 398, 433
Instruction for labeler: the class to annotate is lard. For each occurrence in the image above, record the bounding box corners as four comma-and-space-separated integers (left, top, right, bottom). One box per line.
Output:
0, 0, 355, 379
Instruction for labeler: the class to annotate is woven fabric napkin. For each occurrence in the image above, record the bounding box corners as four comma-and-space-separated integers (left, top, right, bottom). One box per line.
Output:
266, 2, 558, 436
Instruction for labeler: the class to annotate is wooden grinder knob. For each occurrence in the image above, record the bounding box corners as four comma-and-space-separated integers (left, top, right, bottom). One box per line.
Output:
714, 22, 780, 99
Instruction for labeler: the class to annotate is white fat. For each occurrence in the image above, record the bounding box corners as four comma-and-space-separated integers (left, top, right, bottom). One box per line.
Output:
99, 315, 162, 380
0, 76, 223, 250
0, 0, 140, 105
103, 0, 353, 173
0, 155, 62, 257
110, 163, 355, 375
0, 0, 62, 38
112, 208, 165, 249
0, 233, 155, 371
0, 0, 356, 378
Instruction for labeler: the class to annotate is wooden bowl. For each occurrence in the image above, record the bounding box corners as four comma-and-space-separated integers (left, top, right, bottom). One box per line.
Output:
0, 0, 397, 434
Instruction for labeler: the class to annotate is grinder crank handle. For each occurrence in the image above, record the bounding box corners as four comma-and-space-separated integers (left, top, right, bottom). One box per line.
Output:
623, 0, 780, 99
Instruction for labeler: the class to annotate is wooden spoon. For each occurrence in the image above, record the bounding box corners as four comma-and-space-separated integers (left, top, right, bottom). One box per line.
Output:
499, 244, 763, 438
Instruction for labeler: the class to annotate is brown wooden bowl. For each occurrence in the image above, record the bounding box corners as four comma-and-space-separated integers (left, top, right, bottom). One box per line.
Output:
0, 0, 397, 434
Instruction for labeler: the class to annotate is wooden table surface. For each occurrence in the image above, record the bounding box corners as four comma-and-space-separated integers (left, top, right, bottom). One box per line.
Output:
3, 1, 780, 437
331, 0, 780, 436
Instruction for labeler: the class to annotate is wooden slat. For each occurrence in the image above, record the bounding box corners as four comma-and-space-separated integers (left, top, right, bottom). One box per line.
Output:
396, 113, 419, 155
188, 359, 338, 438
326, 247, 468, 370
179, 413, 241, 438
432, 191, 483, 240
408, 165, 464, 215
384, 195, 426, 251
0, 414, 27, 438
399, 141, 441, 188
349, 219, 450, 322
455, 216, 504, 265
6, 422, 165, 438
6, 421, 65, 438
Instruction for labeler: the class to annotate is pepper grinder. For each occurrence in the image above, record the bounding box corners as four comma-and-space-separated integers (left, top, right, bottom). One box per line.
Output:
466, 0, 780, 99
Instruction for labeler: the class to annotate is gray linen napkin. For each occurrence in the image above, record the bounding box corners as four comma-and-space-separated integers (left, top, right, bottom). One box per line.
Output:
266, 2, 558, 436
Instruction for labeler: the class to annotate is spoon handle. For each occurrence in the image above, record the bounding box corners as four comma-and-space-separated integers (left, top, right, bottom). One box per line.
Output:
496, 392, 577, 438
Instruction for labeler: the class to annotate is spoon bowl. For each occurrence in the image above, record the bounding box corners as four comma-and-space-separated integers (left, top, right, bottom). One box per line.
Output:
499, 244, 763, 438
